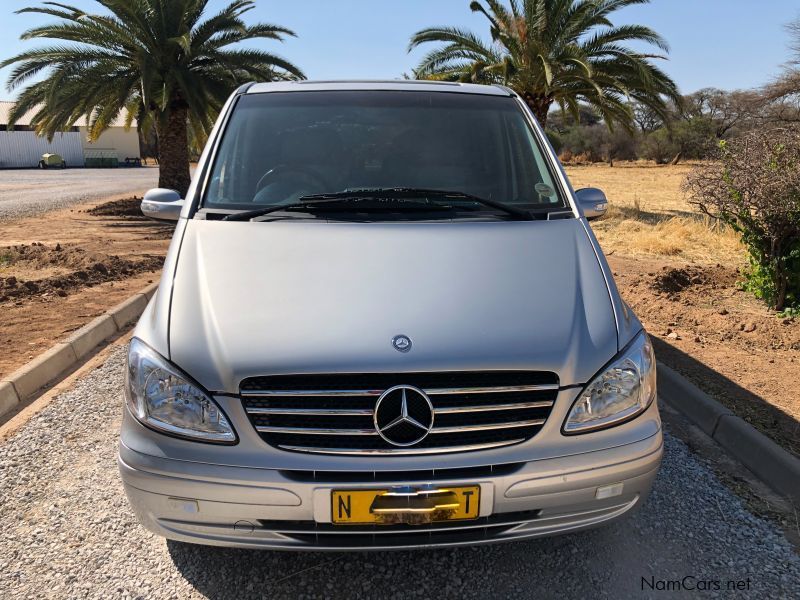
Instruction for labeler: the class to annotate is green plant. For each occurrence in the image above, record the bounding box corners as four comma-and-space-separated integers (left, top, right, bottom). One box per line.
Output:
685, 132, 800, 311
738, 237, 800, 310
1, 0, 304, 195
639, 127, 677, 163
779, 306, 800, 319
408, 0, 681, 129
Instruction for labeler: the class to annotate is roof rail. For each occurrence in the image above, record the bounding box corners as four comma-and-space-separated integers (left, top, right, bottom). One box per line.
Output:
235, 82, 256, 95
296, 79, 461, 86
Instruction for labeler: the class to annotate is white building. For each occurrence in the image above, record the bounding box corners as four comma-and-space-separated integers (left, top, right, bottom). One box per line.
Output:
0, 101, 141, 168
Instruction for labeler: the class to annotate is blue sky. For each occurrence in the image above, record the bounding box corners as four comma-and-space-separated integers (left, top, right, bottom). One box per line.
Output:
0, 0, 798, 98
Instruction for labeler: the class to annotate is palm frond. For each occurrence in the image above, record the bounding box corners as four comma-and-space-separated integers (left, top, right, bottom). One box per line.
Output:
409, 0, 677, 126
4, 0, 304, 134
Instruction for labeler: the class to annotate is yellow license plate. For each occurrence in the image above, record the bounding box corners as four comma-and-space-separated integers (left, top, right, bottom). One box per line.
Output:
331, 486, 480, 525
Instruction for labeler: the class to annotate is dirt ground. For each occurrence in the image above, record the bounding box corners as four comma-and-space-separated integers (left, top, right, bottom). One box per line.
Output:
1, 167, 797, 457
0, 196, 170, 377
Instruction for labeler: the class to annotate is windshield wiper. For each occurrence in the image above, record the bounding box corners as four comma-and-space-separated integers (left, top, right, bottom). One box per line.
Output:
222, 188, 535, 222
302, 188, 535, 221
222, 196, 458, 222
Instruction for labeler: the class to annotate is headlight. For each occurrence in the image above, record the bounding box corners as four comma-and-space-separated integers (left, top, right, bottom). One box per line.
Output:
563, 332, 656, 434
125, 338, 236, 443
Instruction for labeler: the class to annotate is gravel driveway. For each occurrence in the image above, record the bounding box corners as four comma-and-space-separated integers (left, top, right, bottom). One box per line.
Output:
1, 346, 798, 599
0, 168, 159, 220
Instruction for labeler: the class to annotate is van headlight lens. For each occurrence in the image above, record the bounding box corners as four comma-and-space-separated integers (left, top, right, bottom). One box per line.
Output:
125, 338, 236, 443
563, 332, 656, 434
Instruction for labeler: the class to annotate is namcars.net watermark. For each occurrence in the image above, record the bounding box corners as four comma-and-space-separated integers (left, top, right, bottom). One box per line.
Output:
642, 575, 752, 593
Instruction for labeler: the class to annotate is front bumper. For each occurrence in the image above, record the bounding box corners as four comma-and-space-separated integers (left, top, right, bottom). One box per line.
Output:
119, 428, 663, 551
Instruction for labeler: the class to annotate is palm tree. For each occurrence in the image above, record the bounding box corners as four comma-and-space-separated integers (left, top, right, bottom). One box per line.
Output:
1, 0, 304, 195
409, 0, 680, 129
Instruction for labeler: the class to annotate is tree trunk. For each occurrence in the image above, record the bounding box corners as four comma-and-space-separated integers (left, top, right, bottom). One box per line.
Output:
522, 93, 553, 126
156, 103, 191, 197
137, 124, 158, 165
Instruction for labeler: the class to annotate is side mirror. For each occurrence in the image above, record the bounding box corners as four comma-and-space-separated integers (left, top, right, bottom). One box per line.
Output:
575, 187, 608, 220
141, 188, 184, 222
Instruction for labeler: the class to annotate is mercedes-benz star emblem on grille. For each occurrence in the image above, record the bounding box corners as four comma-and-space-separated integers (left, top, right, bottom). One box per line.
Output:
392, 334, 412, 353
373, 385, 434, 447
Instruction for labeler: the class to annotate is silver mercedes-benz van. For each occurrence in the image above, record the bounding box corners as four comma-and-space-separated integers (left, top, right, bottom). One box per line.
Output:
120, 80, 661, 550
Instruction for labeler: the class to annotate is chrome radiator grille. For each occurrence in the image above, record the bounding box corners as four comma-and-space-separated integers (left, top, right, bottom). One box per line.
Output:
240, 371, 559, 455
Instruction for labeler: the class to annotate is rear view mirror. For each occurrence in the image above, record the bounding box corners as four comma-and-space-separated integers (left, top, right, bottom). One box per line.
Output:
575, 187, 608, 220
141, 188, 184, 222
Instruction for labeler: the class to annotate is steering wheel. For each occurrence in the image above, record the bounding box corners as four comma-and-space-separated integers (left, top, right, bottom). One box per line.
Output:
254, 165, 332, 202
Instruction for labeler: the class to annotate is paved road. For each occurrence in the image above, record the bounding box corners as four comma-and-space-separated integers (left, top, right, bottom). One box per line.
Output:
1, 347, 798, 599
0, 168, 159, 220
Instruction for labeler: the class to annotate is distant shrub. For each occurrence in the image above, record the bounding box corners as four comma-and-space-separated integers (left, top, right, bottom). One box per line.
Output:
639, 128, 676, 163
685, 129, 800, 311
641, 119, 717, 164
571, 152, 592, 165
671, 118, 718, 160
558, 149, 574, 163
559, 124, 637, 164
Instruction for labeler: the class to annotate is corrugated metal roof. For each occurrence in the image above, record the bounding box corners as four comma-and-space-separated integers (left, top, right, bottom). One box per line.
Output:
0, 101, 136, 128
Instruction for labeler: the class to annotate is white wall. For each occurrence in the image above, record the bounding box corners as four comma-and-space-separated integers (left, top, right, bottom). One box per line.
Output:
0, 131, 84, 168
79, 127, 141, 160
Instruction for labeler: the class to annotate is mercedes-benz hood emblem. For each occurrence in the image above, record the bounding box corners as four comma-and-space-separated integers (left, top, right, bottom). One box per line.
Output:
392, 334, 412, 353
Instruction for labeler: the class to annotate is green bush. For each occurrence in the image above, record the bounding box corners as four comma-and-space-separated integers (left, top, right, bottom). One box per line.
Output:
640, 128, 677, 163
558, 124, 637, 163
685, 130, 800, 311
641, 118, 717, 163
740, 238, 800, 312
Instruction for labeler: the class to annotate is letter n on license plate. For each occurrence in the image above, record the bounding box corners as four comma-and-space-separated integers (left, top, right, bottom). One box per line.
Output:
331, 486, 480, 525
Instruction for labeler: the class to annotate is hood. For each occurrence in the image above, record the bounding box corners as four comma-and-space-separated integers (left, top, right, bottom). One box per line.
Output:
169, 219, 618, 392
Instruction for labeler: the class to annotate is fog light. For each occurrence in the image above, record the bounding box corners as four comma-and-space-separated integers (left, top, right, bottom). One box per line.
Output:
595, 482, 624, 500
234, 520, 255, 534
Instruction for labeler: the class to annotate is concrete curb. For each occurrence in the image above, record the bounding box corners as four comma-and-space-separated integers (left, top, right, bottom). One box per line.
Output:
0, 382, 19, 416
110, 294, 148, 330
657, 364, 733, 437
0, 282, 158, 420
658, 362, 800, 503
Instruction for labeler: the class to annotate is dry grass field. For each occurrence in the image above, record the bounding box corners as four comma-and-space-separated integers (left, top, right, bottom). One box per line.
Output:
565, 163, 744, 264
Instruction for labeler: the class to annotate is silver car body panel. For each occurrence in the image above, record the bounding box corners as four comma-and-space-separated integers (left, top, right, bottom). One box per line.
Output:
121, 80, 658, 550
168, 219, 617, 393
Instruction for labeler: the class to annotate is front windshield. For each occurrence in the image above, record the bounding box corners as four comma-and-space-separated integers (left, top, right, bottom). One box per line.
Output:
203, 90, 566, 212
